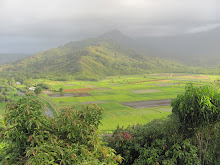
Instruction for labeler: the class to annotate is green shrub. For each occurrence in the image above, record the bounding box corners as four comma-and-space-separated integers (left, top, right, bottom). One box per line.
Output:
0, 95, 122, 164
172, 84, 220, 164
37, 83, 51, 89
107, 115, 199, 165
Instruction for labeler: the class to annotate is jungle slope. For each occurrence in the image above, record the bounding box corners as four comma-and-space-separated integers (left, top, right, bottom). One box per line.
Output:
0, 39, 193, 80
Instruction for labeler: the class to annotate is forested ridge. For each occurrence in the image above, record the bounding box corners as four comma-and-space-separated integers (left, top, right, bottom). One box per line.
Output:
0, 39, 194, 81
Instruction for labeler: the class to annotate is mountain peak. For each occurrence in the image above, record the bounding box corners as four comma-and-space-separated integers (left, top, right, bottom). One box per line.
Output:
99, 29, 130, 40
102, 29, 123, 35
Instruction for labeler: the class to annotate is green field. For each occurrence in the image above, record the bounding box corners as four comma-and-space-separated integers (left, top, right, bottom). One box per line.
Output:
0, 73, 219, 133
21, 73, 219, 133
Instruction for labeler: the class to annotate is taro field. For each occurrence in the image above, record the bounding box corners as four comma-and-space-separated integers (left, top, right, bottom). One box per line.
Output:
22, 73, 220, 133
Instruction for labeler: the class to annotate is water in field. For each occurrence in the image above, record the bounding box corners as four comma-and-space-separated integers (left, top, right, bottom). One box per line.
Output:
44, 107, 54, 118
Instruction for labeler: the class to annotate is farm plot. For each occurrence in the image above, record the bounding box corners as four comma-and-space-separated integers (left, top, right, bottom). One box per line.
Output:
84, 85, 97, 88
63, 89, 78, 92
48, 93, 77, 97
75, 92, 91, 97
81, 101, 107, 104
120, 99, 171, 109
99, 106, 172, 132
65, 84, 76, 86
132, 89, 162, 93
94, 87, 112, 91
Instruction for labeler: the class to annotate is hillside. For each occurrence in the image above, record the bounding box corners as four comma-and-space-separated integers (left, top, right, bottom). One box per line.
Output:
100, 29, 220, 66
0, 38, 192, 80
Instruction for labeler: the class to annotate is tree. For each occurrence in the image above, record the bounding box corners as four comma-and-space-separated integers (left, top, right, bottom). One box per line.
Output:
59, 87, 63, 93
34, 86, 42, 94
171, 84, 220, 164
0, 95, 121, 164
7, 77, 15, 86
37, 83, 50, 89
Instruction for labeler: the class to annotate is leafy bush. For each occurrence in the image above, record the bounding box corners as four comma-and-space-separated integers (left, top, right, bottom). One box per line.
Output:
34, 86, 42, 94
14, 93, 19, 97
36, 83, 50, 89
172, 84, 220, 136
0, 95, 121, 164
172, 84, 220, 164
107, 116, 199, 164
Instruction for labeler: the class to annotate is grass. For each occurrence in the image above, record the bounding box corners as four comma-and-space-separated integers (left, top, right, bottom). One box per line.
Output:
34, 73, 220, 132
99, 105, 172, 132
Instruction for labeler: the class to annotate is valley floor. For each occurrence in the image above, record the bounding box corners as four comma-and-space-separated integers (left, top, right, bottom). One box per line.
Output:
1, 73, 220, 133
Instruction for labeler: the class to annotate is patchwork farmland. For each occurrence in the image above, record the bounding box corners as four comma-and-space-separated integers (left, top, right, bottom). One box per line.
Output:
1, 73, 219, 133
18, 73, 218, 133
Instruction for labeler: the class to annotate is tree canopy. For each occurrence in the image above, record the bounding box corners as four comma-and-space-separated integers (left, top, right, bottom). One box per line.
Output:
0, 95, 121, 164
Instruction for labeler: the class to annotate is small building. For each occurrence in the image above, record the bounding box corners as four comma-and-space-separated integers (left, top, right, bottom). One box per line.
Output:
29, 87, 36, 91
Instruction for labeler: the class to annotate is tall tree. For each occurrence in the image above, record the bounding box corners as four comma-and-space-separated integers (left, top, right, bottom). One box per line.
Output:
171, 84, 220, 164
34, 86, 42, 95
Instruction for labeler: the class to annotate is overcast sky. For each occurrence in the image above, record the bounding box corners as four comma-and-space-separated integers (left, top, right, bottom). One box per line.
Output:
0, 0, 219, 53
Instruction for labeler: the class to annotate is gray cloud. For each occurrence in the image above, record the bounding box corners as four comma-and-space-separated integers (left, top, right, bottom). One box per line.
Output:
0, 0, 219, 52
186, 23, 220, 34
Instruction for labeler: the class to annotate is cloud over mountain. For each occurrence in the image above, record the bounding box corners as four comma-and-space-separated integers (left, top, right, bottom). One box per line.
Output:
0, 0, 219, 53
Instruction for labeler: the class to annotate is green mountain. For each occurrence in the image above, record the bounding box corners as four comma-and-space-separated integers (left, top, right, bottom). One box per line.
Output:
0, 38, 191, 80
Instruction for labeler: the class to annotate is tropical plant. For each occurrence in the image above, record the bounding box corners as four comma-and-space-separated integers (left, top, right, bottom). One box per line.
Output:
0, 95, 122, 164
59, 87, 63, 93
107, 115, 199, 165
171, 84, 220, 164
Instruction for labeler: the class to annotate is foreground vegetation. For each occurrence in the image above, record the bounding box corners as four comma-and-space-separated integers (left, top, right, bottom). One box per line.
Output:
0, 95, 122, 164
0, 84, 219, 164
0, 77, 23, 127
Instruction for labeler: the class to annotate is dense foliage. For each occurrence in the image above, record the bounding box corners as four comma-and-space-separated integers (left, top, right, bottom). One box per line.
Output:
36, 83, 50, 89
34, 86, 42, 94
172, 84, 220, 132
0, 95, 121, 164
107, 84, 220, 165
172, 84, 220, 164
0, 78, 19, 103
107, 116, 200, 165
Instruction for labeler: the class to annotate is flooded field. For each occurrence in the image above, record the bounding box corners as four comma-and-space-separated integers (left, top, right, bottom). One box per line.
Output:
120, 99, 171, 109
